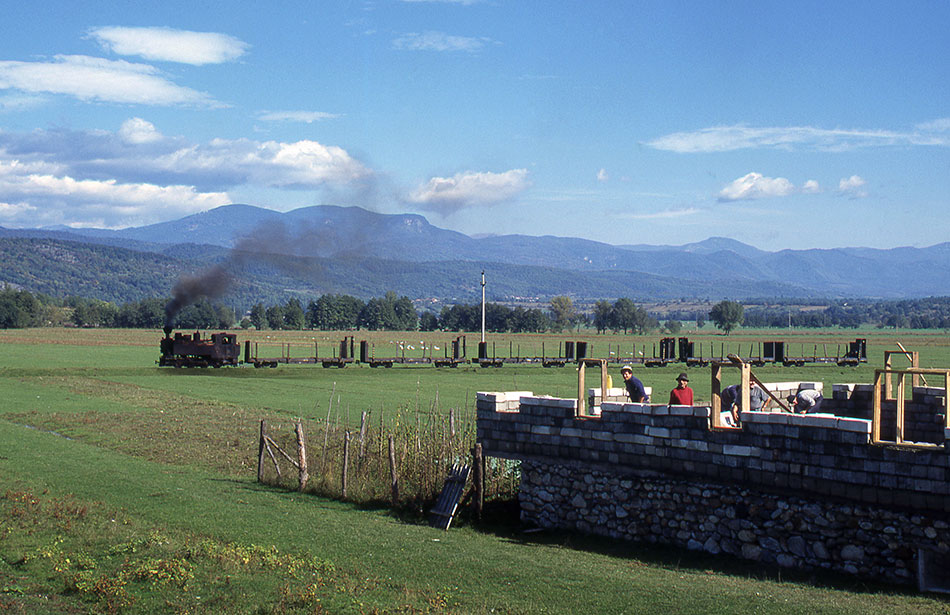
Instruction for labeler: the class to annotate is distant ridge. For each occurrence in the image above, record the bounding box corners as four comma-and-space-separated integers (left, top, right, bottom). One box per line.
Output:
6, 203, 950, 301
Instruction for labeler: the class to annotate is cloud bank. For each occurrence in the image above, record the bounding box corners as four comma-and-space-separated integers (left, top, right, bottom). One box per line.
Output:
0, 55, 217, 106
838, 175, 868, 198
393, 31, 495, 52
0, 118, 373, 228
408, 169, 529, 211
257, 110, 341, 123
88, 26, 249, 65
648, 123, 950, 153
718, 172, 817, 202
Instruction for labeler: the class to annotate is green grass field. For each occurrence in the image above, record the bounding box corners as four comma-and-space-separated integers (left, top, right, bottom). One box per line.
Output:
1, 327, 950, 613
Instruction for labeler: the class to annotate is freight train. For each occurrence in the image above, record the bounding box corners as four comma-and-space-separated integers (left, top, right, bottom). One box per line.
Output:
158, 329, 868, 370
159, 327, 240, 367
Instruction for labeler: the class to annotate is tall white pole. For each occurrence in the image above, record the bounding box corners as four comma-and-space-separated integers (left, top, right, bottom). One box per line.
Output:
481, 270, 486, 343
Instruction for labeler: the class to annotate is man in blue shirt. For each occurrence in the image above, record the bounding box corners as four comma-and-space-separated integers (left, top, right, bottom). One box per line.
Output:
621, 365, 649, 403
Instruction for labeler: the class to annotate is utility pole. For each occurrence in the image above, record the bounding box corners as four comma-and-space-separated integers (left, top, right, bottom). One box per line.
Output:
480, 270, 486, 343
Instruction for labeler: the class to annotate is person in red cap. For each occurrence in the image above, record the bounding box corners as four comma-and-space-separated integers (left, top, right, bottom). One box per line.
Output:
669, 372, 694, 405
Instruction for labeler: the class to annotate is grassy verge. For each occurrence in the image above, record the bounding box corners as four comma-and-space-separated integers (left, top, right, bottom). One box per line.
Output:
1, 328, 950, 613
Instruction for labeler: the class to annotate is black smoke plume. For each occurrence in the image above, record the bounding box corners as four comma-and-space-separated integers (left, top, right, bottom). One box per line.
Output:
164, 265, 231, 328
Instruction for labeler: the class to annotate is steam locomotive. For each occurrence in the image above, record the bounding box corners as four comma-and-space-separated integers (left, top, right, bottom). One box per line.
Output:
159, 327, 240, 367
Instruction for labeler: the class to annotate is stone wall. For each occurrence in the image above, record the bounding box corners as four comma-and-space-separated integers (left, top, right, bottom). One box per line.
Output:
476, 386, 950, 587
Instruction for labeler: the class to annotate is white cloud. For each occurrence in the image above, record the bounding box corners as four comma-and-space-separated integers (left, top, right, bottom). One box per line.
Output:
0, 93, 45, 112
88, 26, 248, 65
0, 159, 229, 228
257, 110, 341, 123
802, 179, 821, 194
0, 122, 372, 191
393, 31, 494, 52
838, 175, 868, 198
408, 169, 529, 211
718, 172, 795, 202
621, 207, 700, 220
647, 123, 950, 153
119, 118, 164, 144
0, 120, 374, 228
0, 55, 217, 106
154, 138, 371, 188
916, 118, 950, 132
596, 168, 609, 182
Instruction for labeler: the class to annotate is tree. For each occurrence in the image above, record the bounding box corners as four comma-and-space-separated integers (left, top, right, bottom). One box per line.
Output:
709, 300, 744, 334
592, 300, 612, 334
419, 312, 439, 331
610, 298, 656, 334
696, 314, 706, 329
391, 293, 418, 331
215, 304, 236, 329
549, 296, 576, 332
283, 298, 305, 330
249, 303, 267, 329
265, 304, 284, 330
665, 319, 682, 335
308, 294, 364, 330
0, 287, 41, 328
439, 304, 479, 331
176, 298, 217, 329
71, 298, 117, 328
485, 303, 512, 333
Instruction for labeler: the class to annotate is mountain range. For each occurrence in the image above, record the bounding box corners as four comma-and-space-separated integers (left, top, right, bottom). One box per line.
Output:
1, 204, 947, 308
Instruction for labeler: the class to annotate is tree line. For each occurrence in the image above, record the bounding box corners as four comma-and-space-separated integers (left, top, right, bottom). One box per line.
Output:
4, 284, 950, 332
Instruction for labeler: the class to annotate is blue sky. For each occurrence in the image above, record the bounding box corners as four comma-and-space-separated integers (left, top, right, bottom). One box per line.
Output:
1, 1, 948, 250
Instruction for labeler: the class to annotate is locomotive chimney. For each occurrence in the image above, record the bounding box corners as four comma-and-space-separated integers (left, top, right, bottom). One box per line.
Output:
163, 326, 173, 338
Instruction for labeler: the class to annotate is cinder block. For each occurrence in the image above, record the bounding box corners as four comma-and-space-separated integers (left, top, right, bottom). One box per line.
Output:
837, 417, 872, 434
623, 403, 652, 414
669, 406, 694, 416
738, 411, 770, 424
724, 445, 755, 457
766, 412, 790, 425
646, 426, 671, 439
795, 414, 839, 429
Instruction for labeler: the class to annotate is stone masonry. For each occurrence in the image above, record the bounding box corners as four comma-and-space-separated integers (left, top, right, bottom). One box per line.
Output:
476, 386, 950, 588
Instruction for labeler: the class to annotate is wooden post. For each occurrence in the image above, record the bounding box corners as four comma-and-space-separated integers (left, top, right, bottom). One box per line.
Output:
576, 360, 586, 416
358, 411, 367, 460
711, 363, 722, 428
473, 443, 484, 520
872, 370, 883, 443
740, 363, 751, 420
342, 431, 350, 500
896, 373, 906, 444
257, 419, 267, 483
388, 434, 399, 506
295, 420, 309, 492
884, 352, 894, 400
945, 371, 950, 430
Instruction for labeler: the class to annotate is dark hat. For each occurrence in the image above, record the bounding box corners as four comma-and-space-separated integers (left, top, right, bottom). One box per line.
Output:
676, 372, 689, 381
787, 395, 796, 402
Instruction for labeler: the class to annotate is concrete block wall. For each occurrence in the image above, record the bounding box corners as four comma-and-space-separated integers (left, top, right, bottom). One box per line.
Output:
477, 387, 950, 586
829, 384, 947, 444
